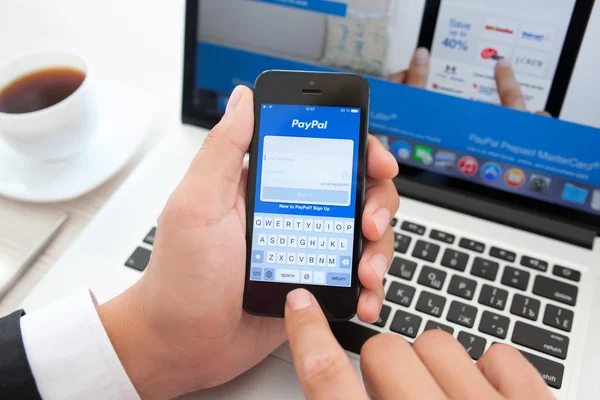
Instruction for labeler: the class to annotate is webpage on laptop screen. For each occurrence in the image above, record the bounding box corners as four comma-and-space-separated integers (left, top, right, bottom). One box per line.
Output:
194, 0, 600, 217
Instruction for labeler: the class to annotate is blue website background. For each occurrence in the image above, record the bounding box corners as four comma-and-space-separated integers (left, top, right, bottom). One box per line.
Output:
255, 105, 361, 219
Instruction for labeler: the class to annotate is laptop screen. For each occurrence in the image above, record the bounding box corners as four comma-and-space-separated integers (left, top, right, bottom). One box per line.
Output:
187, 0, 600, 223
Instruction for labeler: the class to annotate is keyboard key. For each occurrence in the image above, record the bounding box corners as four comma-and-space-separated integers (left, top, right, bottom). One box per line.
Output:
479, 311, 510, 339
512, 321, 569, 360
447, 275, 476, 300
391, 218, 398, 227
441, 249, 469, 272
390, 310, 422, 338
125, 247, 152, 272
417, 266, 447, 291
457, 332, 487, 360
412, 240, 440, 263
459, 238, 485, 253
424, 320, 454, 334
471, 257, 499, 281
510, 294, 540, 321
553, 265, 581, 282
386, 282, 416, 307
416, 291, 446, 318
447, 301, 477, 328
430, 229, 455, 244
519, 349, 564, 389
373, 305, 392, 328
501, 266, 530, 291
143, 227, 156, 246
478, 284, 508, 310
394, 233, 412, 254
543, 304, 574, 333
401, 221, 426, 235
489, 246, 516, 262
331, 322, 380, 355
521, 255, 548, 272
388, 257, 417, 281
533, 276, 578, 306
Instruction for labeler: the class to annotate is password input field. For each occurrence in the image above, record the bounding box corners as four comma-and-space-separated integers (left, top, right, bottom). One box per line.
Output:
261, 187, 350, 204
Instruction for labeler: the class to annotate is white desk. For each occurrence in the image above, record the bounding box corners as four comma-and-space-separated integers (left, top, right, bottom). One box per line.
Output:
0, 0, 186, 315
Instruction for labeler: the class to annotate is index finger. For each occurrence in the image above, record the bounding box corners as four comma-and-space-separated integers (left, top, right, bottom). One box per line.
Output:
495, 60, 527, 111
285, 290, 367, 400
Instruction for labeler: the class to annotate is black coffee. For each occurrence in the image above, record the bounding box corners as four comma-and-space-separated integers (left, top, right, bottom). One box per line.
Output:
0, 67, 85, 114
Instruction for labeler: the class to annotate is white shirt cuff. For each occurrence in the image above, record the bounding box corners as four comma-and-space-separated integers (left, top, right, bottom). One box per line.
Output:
20, 290, 140, 400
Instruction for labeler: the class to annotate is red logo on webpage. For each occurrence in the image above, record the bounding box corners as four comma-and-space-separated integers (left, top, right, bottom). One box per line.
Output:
458, 156, 479, 176
485, 25, 514, 35
481, 48, 499, 60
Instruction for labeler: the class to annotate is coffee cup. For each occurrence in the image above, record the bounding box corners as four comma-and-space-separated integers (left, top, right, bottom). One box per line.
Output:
0, 50, 98, 162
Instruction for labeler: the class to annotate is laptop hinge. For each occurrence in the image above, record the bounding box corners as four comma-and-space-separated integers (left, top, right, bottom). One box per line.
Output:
395, 177, 596, 250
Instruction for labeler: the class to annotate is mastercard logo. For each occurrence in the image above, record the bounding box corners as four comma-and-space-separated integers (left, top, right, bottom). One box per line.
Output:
481, 48, 499, 60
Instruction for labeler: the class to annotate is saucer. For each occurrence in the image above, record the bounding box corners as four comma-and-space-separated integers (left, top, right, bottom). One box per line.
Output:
0, 81, 156, 203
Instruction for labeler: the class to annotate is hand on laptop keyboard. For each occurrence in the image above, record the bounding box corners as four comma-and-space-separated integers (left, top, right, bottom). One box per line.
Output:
101, 85, 399, 398
285, 289, 554, 400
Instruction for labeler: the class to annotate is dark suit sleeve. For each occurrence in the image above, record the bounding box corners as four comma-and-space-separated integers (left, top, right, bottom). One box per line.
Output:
0, 310, 42, 399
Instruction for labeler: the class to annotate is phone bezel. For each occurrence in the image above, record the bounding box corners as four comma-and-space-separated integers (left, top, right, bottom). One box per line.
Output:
416, 0, 596, 117
242, 70, 370, 322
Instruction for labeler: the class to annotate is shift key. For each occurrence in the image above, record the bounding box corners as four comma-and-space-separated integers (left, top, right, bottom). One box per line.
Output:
520, 350, 565, 389
512, 321, 569, 360
533, 276, 578, 306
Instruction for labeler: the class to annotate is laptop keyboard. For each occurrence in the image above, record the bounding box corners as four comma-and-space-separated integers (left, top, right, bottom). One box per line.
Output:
125, 217, 581, 391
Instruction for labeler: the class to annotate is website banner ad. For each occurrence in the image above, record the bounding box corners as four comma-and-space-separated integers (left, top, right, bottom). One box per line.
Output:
197, 0, 596, 125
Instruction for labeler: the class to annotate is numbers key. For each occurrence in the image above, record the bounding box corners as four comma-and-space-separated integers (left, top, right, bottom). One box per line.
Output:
501, 266, 530, 291
401, 221, 426, 236
388, 257, 417, 281
490, 246, 516, 262
553, 265, 581, 282
416, 291, 447, 318
471, 257, 499, 281
479, 311, 510, 339
447, 301, 477, 328
386, 281, 416, 308
510, 294, 540, 321
390, 310, 422, 338
418, 266, 447, 291
424, 320, 454, 335
412, 240, 440, 263
430, 229, 455, 244
533, 276, 578, 306
457, 332, 487, 360
125, 247, 152, 272
479, 284, 508, 310
521, 255, 548, 272
447, 275, 477, 300
373, 305, 392, 328
143, 227, 157, 246
441, 249, 469, 272
459, 238, 485, 253
543, 304, 574, 333
394, 233, 412, 254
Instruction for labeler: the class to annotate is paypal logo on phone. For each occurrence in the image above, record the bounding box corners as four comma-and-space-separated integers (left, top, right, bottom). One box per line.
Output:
291, 119, 329, 130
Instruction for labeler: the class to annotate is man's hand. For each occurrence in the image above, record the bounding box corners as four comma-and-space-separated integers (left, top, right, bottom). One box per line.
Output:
97, 85, 399, 399
495, 59, 552, 116
285, 289, 555, 400
389, 47, 430, 88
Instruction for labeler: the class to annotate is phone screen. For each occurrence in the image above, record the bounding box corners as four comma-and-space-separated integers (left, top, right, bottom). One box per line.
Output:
249, 104, 362, 288
426, 0, 578, 112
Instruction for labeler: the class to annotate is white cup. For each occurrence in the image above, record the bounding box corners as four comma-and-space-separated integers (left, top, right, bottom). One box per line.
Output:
0, 51, 98, 162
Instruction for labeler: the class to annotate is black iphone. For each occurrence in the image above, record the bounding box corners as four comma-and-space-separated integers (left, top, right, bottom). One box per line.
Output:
243, 70, 370, 321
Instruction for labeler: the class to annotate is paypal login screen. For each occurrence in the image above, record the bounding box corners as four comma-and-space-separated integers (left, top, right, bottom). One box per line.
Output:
250, 104, 361, 288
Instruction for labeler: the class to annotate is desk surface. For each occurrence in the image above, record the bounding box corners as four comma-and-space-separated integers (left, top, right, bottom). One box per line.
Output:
0, 0, 186, 315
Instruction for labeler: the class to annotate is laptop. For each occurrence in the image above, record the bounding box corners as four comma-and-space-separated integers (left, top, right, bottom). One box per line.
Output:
23, 0, 600, 398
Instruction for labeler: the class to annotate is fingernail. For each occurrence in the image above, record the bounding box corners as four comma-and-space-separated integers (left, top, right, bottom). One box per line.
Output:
370, 253, 389, 281
287, 289, 312, 311
372, 207, 391, 238
368, 292, 380, 312
225, 85, 244, 114
414, 48, 429, 66
497, 59, 511, 69
387, 150, 397, 164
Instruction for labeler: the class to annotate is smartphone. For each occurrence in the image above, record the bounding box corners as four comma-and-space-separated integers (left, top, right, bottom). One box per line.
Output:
417, 0, 594, 116
243, 70, 370, 321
